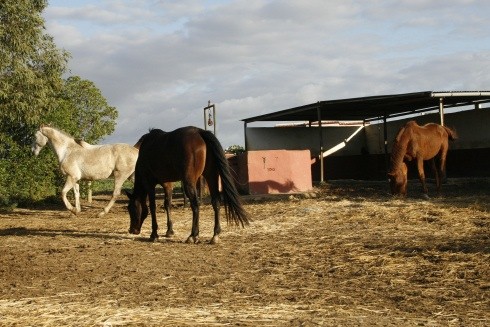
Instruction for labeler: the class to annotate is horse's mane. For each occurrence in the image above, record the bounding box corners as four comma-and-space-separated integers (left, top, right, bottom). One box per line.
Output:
41, 125, 81, 145
75, 139, 98, 149
389, 125, 410, 173
134, 128, 166, 149
148, 128, 166, 135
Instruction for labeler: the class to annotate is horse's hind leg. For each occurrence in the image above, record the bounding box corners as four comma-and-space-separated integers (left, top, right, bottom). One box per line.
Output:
210, 194, 221, 245
99, 172, 126, 217
183, 180, 200, 244
73, 183, 81, 213
439, 145, 449, 184
205, 173, 221, 244
430, 158, 442, 193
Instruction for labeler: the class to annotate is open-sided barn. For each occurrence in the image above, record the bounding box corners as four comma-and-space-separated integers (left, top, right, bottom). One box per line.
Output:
241, 91, 490, 186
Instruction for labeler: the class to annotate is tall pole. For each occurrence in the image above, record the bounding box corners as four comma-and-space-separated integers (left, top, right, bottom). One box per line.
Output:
244, 122, 249, 150
439, 97, 445, 126
204, 100, 216, 136
317, 104, 324, 183
383, 115, 389, 175
202, 101, 216, 199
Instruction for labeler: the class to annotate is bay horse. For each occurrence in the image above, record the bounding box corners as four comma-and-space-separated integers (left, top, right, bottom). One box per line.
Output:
125, 126, 249, 244
388, 120, 457, 197
32, 126, 138, 216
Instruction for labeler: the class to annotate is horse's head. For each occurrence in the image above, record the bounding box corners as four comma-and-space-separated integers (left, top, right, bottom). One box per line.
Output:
388, 162, 408, 196
125, 190, 148, 235
31, 128, 49, 156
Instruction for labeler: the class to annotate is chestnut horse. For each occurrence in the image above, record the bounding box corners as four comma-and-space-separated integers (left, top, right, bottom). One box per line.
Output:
388, 121, 457, 197
126, 126, 249, 244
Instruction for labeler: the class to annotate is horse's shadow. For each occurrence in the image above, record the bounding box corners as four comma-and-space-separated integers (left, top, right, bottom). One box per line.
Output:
0, 226, 133, 241
0, 227, 205, 244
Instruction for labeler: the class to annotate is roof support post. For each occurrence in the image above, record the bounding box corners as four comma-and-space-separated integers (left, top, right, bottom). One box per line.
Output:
439, 97, 445, 126
383, 115, 388, 155
383, 115, 389, 174
244, 122, 248, 151
317, 104, 324, 183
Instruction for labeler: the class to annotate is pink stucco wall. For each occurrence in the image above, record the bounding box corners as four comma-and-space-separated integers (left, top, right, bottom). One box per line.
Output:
231, 150, 312, 195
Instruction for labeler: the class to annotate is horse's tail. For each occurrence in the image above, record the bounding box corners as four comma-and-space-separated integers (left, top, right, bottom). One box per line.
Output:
443, 126, 458, 141
199, 130, 250, 227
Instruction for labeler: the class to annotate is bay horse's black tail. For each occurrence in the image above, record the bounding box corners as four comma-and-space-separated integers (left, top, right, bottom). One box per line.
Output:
199, 130, 250, 227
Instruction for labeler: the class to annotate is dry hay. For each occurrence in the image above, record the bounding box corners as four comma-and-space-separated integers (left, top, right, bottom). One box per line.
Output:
0, 178, 488, 326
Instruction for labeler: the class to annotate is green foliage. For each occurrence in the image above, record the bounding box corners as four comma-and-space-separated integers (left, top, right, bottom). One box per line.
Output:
0, 0, 69, 130
0, 1, 118, 208
0, 0, 67, 207
50, 76, 118, 143
0, 142, 58, 207
225, 144, 245, 155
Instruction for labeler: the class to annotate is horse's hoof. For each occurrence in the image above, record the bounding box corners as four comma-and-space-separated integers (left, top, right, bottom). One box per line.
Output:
185, 236, 199, 244
210, 236, 219, 245
421, 194, 430, 200
98, 211, 106, 218
165, 231, 175, 238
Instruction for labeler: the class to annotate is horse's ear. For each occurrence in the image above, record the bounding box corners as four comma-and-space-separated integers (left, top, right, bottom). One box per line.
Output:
124, 189, 133, 199
387, 172, 395, 177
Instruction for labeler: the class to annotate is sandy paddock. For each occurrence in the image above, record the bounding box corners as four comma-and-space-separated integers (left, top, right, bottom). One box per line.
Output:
0, 178, 488, 326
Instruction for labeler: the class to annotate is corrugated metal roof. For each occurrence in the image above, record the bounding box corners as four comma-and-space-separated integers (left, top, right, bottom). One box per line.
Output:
242, 91, 490, 123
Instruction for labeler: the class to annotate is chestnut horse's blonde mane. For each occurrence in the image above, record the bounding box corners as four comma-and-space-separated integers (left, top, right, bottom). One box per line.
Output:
389, 125, 410, 174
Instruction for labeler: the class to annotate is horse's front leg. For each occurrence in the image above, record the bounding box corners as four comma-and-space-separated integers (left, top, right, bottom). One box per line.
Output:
148, 188, 159, 241
162, 183, 174, 237
416, 158, 429, 198
61, 177, 78, 214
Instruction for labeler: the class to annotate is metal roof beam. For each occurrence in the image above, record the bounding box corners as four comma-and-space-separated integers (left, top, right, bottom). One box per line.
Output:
242, 91, 490, 124
432, 91, 490, 97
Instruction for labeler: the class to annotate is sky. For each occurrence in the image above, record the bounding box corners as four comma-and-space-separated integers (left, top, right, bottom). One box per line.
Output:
43, 0, 490, 148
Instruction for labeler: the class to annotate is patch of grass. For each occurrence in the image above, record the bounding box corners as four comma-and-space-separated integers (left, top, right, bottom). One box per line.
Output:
89, 179, 182, 195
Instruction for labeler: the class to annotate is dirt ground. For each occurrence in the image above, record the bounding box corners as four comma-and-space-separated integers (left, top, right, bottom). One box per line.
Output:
0, 178, 489, 326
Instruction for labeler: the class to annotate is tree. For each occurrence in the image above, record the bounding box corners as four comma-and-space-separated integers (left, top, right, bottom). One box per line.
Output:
0, 1, 117, 207
48, 76, 118, 143
0, 0, 69, 139
0, 0, 69, 207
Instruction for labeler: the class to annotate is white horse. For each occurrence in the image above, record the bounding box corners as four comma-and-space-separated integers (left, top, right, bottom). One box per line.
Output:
32, 126, 138, 217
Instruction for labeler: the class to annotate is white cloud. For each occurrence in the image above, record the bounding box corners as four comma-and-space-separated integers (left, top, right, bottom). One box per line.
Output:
43, 0, 490, 148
